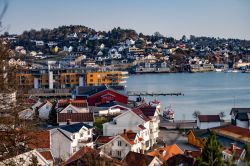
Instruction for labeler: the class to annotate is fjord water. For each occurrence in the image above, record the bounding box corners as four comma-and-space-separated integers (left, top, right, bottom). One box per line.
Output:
126, 73, 250, 120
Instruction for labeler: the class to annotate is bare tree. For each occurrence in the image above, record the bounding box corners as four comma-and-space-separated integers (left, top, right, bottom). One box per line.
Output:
192, 110, 201, 119
0, 1, 39, 164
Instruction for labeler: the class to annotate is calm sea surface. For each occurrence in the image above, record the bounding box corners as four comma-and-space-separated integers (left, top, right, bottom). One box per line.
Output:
125, 73, 250, 120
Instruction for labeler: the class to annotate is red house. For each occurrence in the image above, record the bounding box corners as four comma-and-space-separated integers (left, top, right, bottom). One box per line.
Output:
75, 86, 128, 106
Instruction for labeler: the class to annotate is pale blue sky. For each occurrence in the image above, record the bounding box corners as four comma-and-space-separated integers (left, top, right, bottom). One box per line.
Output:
1, 0, 250, 39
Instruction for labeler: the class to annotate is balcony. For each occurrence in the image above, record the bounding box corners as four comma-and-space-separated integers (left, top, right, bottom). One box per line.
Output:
78, 138, 93, 144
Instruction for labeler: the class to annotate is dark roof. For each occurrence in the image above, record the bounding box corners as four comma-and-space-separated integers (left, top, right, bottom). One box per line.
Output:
122, 151, 155, 166
166, 154, 195, 166
230, 108, 250, 115
192, 129, 210, 138
97, 101, 132, 108
235, 112, 249, 121
197, 115, 220, 122
132, 108, 151, 121
59, 123, 93, 133
58, 113, 94, 123
138, 104, 156, 117
76, 86, 107, 96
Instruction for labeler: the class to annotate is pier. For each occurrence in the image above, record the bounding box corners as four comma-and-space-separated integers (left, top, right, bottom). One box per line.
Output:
127, 91, 184, 96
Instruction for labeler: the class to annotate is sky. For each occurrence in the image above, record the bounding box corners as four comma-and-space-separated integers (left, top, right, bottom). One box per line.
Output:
1, 0, 250, 40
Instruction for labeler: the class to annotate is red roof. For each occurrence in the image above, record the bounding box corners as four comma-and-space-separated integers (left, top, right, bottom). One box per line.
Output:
61, 146, 100, 166
95, 136, 113, 144
39, 151, 54, 161
120, 130, 138, 145
138, 124, 146, 130
27, 130, 50, 149
58, 99, 88, 108
198, 115, 220, 122
58, 113, 94, 123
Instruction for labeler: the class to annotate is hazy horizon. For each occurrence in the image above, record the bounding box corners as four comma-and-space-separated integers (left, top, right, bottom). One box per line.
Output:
1, 0, 250, 40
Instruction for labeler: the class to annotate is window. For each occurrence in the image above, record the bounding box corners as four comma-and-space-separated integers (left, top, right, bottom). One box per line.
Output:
90, 79, 93, 82
19, 157, 24, 163
117, 151, 121, 157
80, 133, 83, 137
73, 147, 76, 153
125, 144, 127, 147
72, 135, 75, 139
88, 130, 90, 135
67, 109, 72, 113
118, 141, 122, 146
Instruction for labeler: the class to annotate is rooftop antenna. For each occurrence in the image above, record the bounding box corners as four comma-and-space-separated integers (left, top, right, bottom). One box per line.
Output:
234, 96, 236, 108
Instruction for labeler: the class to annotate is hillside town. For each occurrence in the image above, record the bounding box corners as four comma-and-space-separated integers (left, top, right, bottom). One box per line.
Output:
1, 7, 250, 166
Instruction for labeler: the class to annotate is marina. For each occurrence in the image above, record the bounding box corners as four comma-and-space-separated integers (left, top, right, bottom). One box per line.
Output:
126, 72, 250, 120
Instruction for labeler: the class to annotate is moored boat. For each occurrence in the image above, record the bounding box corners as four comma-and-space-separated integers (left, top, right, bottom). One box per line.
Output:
163, 106, 174, 120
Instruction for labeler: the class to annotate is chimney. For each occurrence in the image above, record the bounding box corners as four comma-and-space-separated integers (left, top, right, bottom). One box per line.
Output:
231, 143, 236, 150
123, 129, 126, 134
185, 150, 192, 156
199, 147, 202, 154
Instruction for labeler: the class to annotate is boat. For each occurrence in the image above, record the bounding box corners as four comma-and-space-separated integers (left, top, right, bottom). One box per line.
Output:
163, 106, 174, 120
224, 69, 241, 73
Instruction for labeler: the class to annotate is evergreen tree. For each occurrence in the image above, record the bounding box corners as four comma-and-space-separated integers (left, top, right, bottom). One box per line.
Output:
48, 101, 58, 126
197, 132, 224, 166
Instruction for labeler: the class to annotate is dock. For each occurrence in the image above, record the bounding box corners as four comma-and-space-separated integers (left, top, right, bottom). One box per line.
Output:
127, 91, 184, 96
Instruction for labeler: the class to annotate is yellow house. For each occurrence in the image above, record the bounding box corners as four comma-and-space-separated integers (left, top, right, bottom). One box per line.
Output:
86, 71, 128, 86
186, 130, 208, 148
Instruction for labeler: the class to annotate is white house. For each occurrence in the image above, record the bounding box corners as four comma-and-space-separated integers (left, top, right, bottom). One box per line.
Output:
99, 130, 144, 159
0, 149, 52, 166
33, 100, 53, 120
89, 101, 131, 116
222, 143, 245, 166
230, 108, 250, 129
50, 123, 93, 160
103, 104, 160, 149
56, 99, 94, 126
197, 115, 221, 129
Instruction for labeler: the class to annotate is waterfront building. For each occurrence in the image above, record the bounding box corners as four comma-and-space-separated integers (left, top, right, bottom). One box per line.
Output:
74, 85, 128, 106
197, 115, 221, 129
230, 108, 250, 129
86, 71, 128, 86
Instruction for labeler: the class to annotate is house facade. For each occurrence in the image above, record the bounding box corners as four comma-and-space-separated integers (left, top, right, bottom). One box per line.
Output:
99, 130, 143, 159
103, 104, 159, 149
50, 123, 93, 160
197, 115, 221, 129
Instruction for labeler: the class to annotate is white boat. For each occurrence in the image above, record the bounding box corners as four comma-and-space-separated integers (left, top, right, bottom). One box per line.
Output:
163, 106, 174, 120
214, 68, 224, 72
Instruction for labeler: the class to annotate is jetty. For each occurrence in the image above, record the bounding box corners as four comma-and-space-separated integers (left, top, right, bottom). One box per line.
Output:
127, 91, 184, 96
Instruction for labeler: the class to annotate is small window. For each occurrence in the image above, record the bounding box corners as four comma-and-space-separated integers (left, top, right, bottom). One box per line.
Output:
19, 158, 24, 163
117, 151, 121, 157
118, 141, 122, 146
125, 144, 127, 147
73, 147, 76, 153
67, 110, 72, 113
88, 130, 90, 135
80, 133, 83, 137
72, 135, 75, 139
